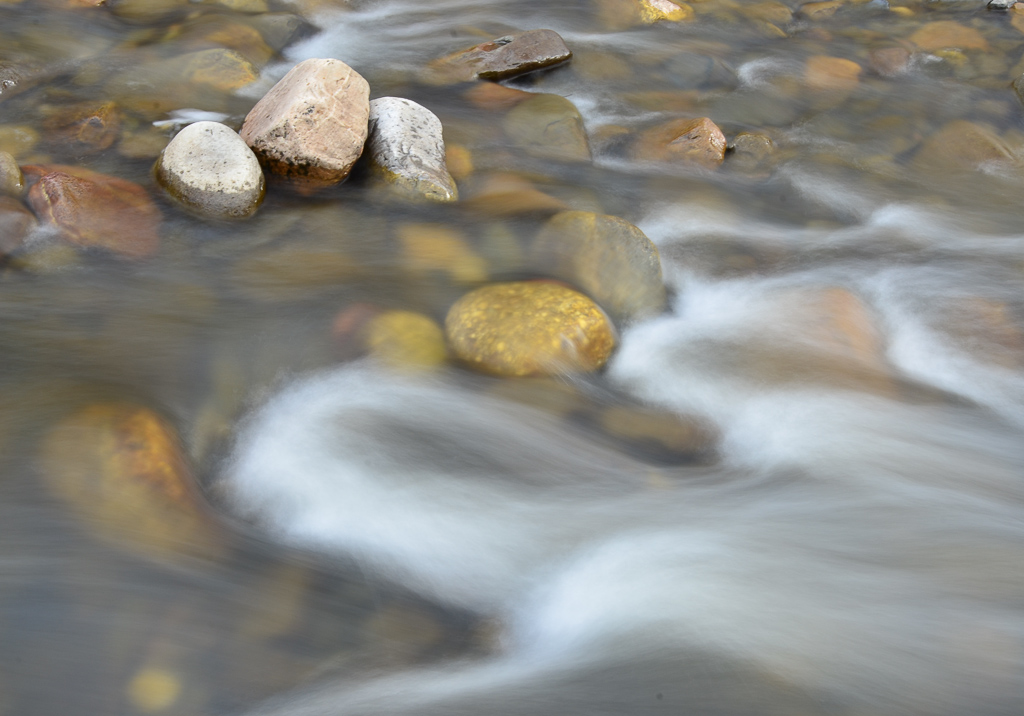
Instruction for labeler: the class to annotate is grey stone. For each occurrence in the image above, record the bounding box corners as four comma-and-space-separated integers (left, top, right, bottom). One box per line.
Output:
366, 97, 457, 203
156, 121, 265, 219
423, 29, 572, 84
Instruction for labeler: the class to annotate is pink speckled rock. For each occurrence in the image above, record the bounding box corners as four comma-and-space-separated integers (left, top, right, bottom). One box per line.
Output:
240, 58, 369, 188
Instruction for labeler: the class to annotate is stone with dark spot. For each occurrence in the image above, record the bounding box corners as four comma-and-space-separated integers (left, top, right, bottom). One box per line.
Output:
633, 116, 726, 169
423, 29, 572, 85
42, 101, 123, 153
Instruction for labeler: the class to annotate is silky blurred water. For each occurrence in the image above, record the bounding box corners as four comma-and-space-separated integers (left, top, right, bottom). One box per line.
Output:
3, 0, 1024, 714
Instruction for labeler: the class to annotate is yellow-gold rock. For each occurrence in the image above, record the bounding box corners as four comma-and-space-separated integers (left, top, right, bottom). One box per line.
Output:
445, 281, 616, 377
365, 310, 448, 371
39, 403, 223, 559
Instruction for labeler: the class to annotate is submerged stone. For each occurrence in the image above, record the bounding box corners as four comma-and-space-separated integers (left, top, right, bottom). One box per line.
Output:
638, 0, 694, 23
156, 121, 265, 219
446, 281, 616, 377
41, 100, 123, 153
423, 29, 572, 84
0, 195, 35, 256
0, 150, 24, 197
503, 94, 591, 162
366, 97, 458, 203
364, 310, 448, 371
39, 403, 223, 560
532, 210, 665, 323
240, 58, 370, 189
25, 164, 161, 259
396, 222, 487, 283
633, 116, 727, 169
911, 120, 1013, 173
909, 21, 988, 51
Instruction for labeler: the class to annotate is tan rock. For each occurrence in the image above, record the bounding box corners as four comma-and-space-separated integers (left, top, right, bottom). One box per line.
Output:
445, 281, 616, 377
532, 210, 665, 323
638, 0, 694, 23
423, 29, 572, 85
462, 173, 568, 217
633, 117, 726, 169
598, 404, 717, 460
805, 55, 861, 92
463, 81, 533, 111
41, 100, 122, 153
39, 403, 223, 560
909, 21, 988, 52
396, 222, 488, 283
240, 58, 370, 188
364, 310, 448, 371
912, 120, 1013, 173
747, 1, 793, 24
0, 124, 39, 158
798, 0, 843, 20
503, 94, 591, 162
445, 144, 474, 180
0, 150, 24, 196
728, 132, 775, 174
24, 164, 161, 259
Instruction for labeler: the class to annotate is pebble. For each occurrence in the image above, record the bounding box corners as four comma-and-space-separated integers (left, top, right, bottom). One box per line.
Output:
0, 124, 39, 158
729, 132, 775, 173
24, 164, 162, 259
911, 120, 1013, 173
445, 281, 616, 377
0, 150, 24, 196
396, 222, 487, 283
424, 29, 572, 84
638, 0, 694, 23
156, 121, 265, 220
240, 58, 370, 188
532, 210, 665, 323
38, 403, 223, 560
503, 93, 591, 162
41, 100, 122, 153
909, 21, 989, 52
364, 310, 448, 371
804, 56, 861, 92
869, 47, 911, 77
797, 0, 842, 20
366, 97, 458, 203
633, 116, 727, 169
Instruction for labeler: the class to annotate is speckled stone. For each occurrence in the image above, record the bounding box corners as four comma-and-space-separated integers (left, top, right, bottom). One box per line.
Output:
366, 97, 457, 202
156, 121, 265, 219
445, 281, 616, 377
532, 210, 665, 323
240, 58, 370, 188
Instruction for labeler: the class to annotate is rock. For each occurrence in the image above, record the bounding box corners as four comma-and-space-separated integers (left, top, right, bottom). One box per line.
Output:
728, 132, 775, 173
0, 124, 39, 158
463, 81, 533, 111
24, 165, 161, 259
156, 121, 265, 220
597, 404, 717, 462
363, 310, 448, 371
176, 17, 275, 66
0, 62, 25, 102
39, 403, 223, 560
503, 94, 591, 162
445, 281, 616, 377
179, 48, 259, 91
240, 58, 370, 189
797, 0, 843, 19
988, 0, 1017, 8
870, 47, 911, 77
462, 173, 568, 217
532, 210, 665, 323
0, 151, 24, 196
248, 13, 311, 53
229, 239, 356, 302
396, 223, 487, 283
445, 144, 474, 180
746, 1, 793, 24
663, 52, 738, 90
909, 21, 988, 51
108, 0, 190, 22
804, 55, 861, 92
1012, 74, 1024, 107
118, 125, 171, 160
365, 97, 458, 203
423, 29, 572, 85
0, 195, 36, 255
41, 100, 123, 153
638, 0, 694, 23
911, 120, 1013, 173
633, 116, 726, 170
200, 0, 268, 11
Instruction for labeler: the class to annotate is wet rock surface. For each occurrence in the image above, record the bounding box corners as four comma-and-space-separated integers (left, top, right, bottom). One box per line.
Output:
424, 29, 572, 84
240, 58, 370, 188
366, 97, 458, 203
0, 151, 24, 197
445, 281, 616, 376
24, 164, 161, 259
633, 116, 727, 169
532, 210, 665, 324
0, 195, 36, 255
156, 121, 265, 219
503, 93, 591, 162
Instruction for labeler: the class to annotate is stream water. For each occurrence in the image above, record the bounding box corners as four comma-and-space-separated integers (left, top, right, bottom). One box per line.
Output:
3, 0, 1024, 714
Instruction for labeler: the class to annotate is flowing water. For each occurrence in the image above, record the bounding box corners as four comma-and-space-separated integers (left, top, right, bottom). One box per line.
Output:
3, 0, 1024, 714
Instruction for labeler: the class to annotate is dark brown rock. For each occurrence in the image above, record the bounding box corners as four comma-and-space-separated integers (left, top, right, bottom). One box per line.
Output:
24, 164, 161, 259
423, 29, 572, 85
41, 101, 123, 153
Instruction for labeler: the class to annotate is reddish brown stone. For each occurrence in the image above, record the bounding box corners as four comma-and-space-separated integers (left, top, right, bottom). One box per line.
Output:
633, 117, 726, 169
424, 29, 571, 84
42, 101, 123, 153
463, 81, 534, 111
24, 165, 161, 259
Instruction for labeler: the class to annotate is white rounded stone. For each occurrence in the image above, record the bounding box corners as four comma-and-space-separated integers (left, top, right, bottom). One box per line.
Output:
156, 121, 265, 219
367, 97, 458, 203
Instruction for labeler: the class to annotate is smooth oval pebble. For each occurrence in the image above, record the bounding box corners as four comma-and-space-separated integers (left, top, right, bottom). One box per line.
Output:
156, 121, 265, 219
445, 281, 616, 377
